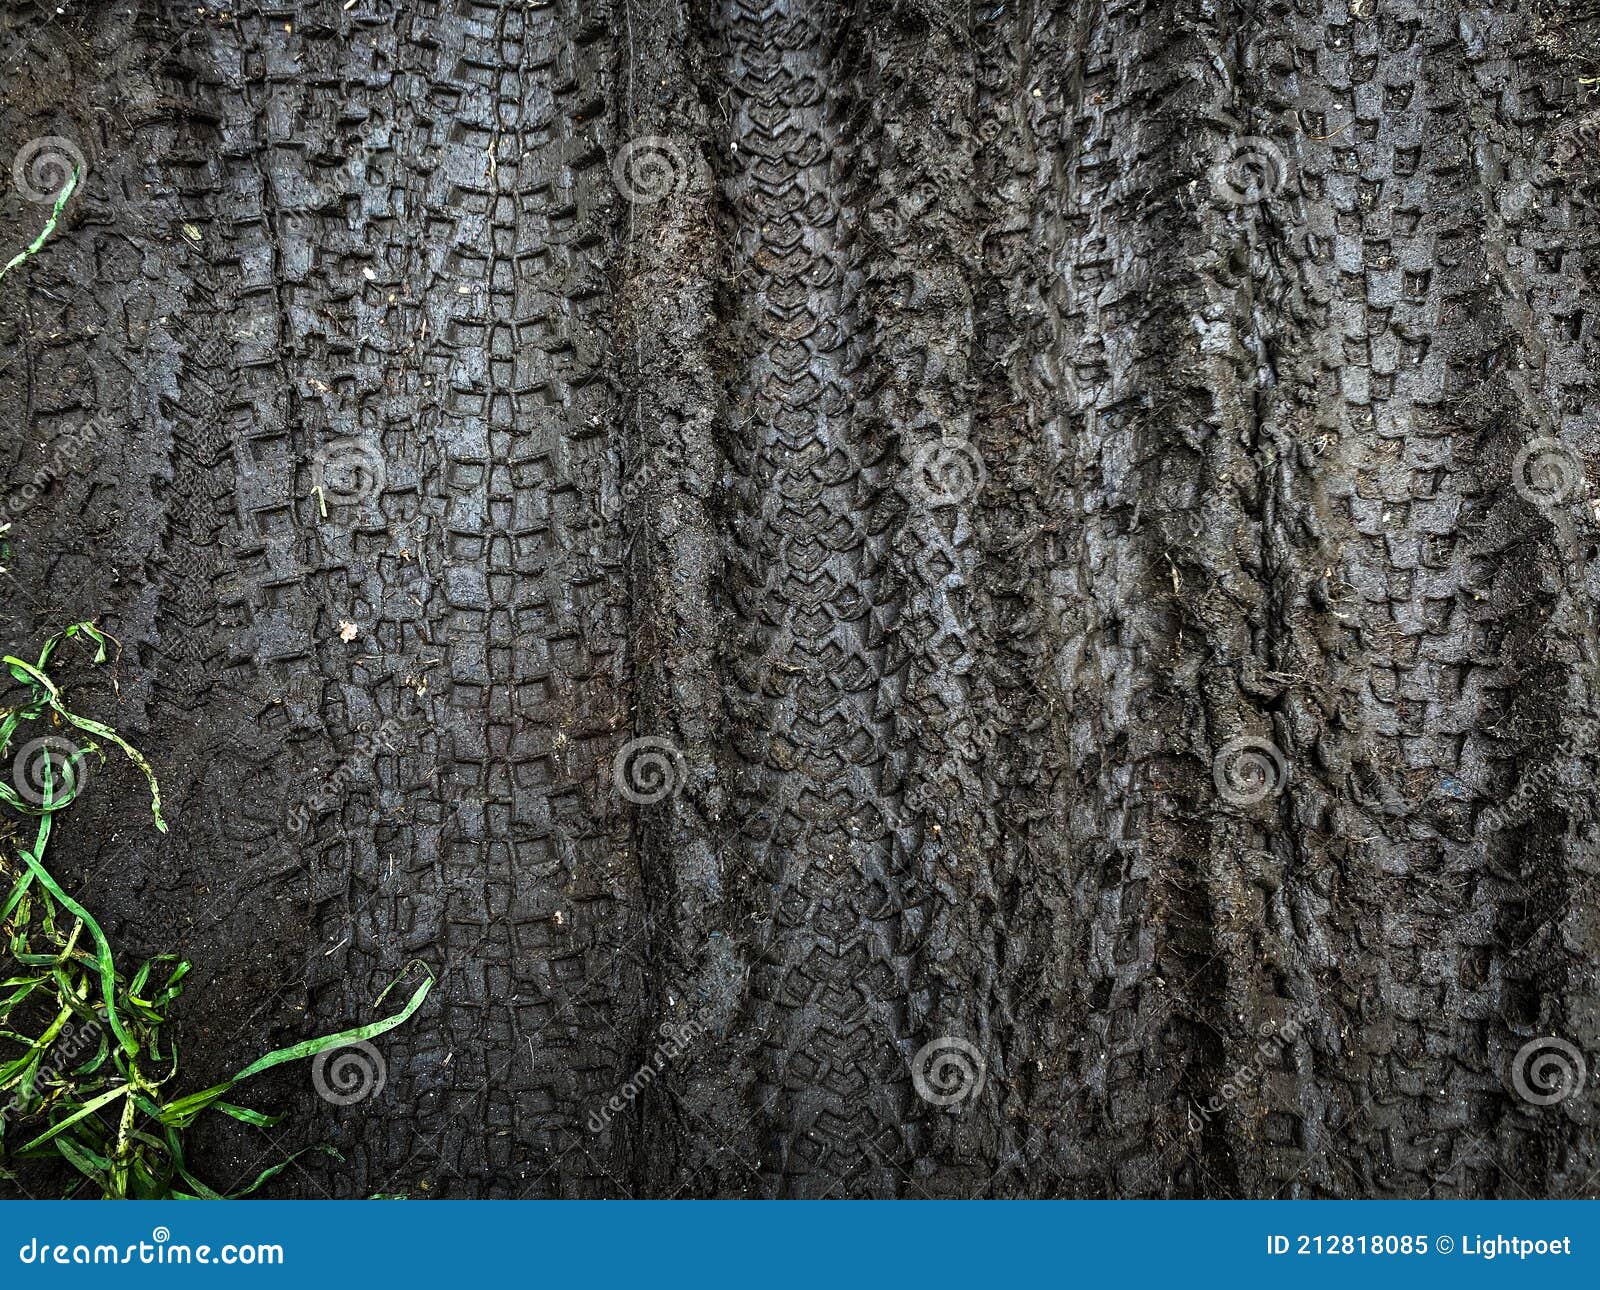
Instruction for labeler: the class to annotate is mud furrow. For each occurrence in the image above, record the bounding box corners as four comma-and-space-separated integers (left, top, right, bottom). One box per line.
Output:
713, 0, 911, 1198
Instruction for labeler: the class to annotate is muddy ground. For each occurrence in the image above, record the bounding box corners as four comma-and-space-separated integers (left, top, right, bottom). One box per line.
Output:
1, 0, 1599, 1198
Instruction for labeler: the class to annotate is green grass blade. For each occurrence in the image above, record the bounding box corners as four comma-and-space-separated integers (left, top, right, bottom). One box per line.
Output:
15, 844, 136, 1055
53, 1133, 111, 1191
51, 709, 165, 832
17, 1081, 129, 1153
160, 970, 432, 1127
212, 1102, 284, 1129
0, 169, 79, 282
232, 969, 433, 1084
226, 1144, 343, 1199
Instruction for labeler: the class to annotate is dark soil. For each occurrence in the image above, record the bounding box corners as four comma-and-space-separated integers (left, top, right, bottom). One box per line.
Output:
2, 0, 1600, 1198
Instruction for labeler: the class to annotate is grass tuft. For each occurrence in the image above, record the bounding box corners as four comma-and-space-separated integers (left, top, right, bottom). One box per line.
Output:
0, 622, 431, 1198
